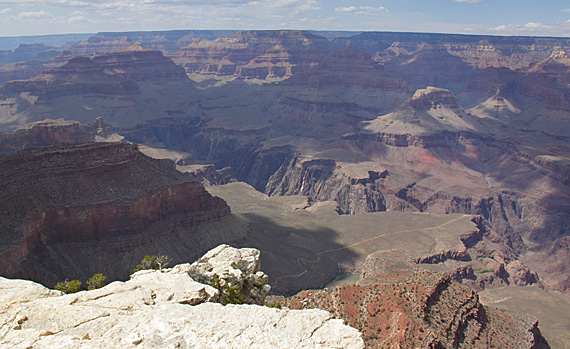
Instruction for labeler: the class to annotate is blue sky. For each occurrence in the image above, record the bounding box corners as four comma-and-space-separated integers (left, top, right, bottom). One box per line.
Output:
0, 0, 569, 37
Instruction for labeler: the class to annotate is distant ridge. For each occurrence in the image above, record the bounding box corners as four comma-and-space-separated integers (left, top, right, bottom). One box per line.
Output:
0, 33, 93, 51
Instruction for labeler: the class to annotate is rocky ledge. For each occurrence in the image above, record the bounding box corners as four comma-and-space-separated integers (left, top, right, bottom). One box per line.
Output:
0, 245, 364, 348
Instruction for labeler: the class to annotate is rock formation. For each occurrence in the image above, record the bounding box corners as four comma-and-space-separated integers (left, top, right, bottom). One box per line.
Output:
0, 141, 234, 286
169, 30, 332, 83
0, 117, 118, 153
182, 244, 271, 305
0, 43, 200, 130
281, 270, 549, 348
0, 245, 364, 348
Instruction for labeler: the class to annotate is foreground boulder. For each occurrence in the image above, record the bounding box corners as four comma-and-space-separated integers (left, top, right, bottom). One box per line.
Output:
182, 244, 271, 305
0, 245, 364, 348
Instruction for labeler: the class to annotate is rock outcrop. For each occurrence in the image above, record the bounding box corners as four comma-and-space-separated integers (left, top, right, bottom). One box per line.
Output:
281, 270, 549, 348
266, 156, 388, 214
0, 117, 118, 153
0, 245, 364, 348
181, 244, 271, 305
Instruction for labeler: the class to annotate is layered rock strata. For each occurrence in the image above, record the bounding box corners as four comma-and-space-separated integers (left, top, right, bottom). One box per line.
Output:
0, 43, 199, 130
0, 142, 232, 286
282, 271, 548, 348
170, 30, 332, 83
0, 117, 117, 153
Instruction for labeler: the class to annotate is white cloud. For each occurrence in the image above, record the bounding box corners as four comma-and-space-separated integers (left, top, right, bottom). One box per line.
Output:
492, 22, 549, 32
490, 21, 570, 36
68, 14, 98, 24
335, 6, 357, 13
18, 10, 54, 19
0, 7, 12, 14
334, 6, 388, 15
270, 0, 320, 11
524, 22, 544, 29
562, 8, 570, 13
453, 0, 482, 3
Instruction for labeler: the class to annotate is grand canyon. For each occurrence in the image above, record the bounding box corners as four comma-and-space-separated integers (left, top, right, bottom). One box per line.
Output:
1, 29, 570, 347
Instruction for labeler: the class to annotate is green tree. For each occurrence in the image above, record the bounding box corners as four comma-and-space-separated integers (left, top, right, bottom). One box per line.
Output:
54, 279, 82, 294
133, 254, 172, 272
155, 255, 171, 271
87, 273, 107, 290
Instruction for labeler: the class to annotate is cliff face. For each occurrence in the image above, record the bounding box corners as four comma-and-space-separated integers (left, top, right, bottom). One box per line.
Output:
0, 43, 200, 130
0, 142, 233, 286
169, 30, 332, 83
0, 117, 117, 153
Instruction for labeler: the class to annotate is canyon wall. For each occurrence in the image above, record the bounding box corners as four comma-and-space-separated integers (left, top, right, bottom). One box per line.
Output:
0, 141, 235, 286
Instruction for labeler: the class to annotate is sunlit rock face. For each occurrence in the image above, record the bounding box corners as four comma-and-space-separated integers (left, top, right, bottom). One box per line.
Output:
0, 245, 364, 349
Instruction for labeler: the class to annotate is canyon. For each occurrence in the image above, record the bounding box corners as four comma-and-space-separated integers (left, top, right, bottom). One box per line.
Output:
0, 134, 234, 286
1, 29, 570, 347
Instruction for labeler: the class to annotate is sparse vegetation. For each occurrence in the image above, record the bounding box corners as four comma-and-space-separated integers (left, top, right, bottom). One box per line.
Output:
87, 273, 107, 290
212, 274, 245, 305
266, 300, 282, 309
475, 268, 495, 274
54, 279, 82, 294
133, 254, 172, 272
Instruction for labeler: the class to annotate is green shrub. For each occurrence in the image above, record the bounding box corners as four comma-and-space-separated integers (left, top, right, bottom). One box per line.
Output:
265, 300, 282, 309
54, 279, 82, 294
134, 255, 171, 272
87, 273, 107, 290
211, 275, 245, 305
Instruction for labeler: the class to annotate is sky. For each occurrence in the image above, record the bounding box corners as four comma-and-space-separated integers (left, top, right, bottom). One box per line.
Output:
0, 0, 569, 38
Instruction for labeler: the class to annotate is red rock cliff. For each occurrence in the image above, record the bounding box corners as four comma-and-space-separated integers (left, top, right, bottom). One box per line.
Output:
0, 142, 233, 285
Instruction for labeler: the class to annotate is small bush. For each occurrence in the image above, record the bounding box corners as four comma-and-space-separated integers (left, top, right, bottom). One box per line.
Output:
54, 279, 82, 294
87, 273, 107, 290
265, 301, 282, 309
134, 254, 171, 272
211, 275, 245, 305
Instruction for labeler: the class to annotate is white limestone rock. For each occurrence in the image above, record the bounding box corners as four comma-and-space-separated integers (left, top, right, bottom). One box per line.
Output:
184, 244, 271, 305
0, 254, 364, 348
